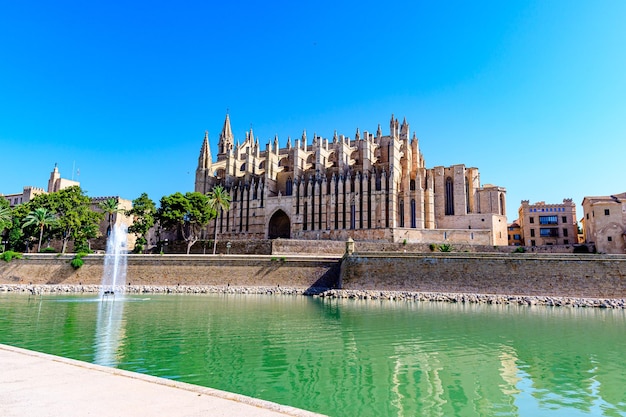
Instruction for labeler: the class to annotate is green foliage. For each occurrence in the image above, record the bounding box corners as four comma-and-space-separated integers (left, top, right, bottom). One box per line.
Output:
438, 243, 453, 252
402, 239, 407, 246
18, 187, 102, 254
1, 250, 22, 262
429, 243, 438, 251
70, 252, 88, 269
0, 205, 12, 235
206, 186, 232, 255
99, 197, 120, 236
126, 193, 156, 253
158, 192, 214, 254
132, 237, 147, 254
41, 247, 57, 253
513, 246, 526, 253
22, 207, 57, 252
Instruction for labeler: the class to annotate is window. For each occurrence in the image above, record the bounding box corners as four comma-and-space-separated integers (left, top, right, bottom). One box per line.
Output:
285, 178, 293, 196
531, 240, 536, 246
564, 239, 569, 244
529, 217, 535, 224
445, 177, 454, 215
605, 209, 610, 216
586, 213, 589, 220
539, 215, 558, 225
562, 216, 567, 223
530, 229, 535, 237
608, 236, 613, 242
563, 228, 568, 237
513, 234, 521, 240
540, 228, 559, 237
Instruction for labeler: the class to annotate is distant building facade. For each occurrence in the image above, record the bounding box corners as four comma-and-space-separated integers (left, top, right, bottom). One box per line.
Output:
507, 221, 522, 246
581, 192, 626, 254
517, 199, 578, 246
1, 164, 77, 207
195, 114, 508, 245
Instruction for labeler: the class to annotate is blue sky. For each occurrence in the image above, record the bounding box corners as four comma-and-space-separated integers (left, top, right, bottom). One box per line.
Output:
1, 0, 625, 220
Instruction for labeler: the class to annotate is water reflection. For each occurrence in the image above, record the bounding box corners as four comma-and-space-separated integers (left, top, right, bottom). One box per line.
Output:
1, 294, 625, 417
94, 298, 126, 367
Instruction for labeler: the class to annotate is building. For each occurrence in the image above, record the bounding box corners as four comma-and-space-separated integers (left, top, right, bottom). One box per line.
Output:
507, 220, 522, 246
1, 166, 134, 252
195, 114, 508, 245
1, 186, 46, 208
581, 192, 626, 254
517, 199, 578, 246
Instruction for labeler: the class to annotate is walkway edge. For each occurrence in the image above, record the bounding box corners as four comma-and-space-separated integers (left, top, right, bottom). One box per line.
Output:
0, 344, 328, 417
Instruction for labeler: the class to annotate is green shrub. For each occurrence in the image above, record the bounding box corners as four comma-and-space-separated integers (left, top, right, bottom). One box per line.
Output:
438, 243, 453, 252
1, 251, 23, 262
40, 247, 57, 253
513, 246, 526, 253
70, 252, 88, 270
402, 239, 407, 246
429, 243, 438, 251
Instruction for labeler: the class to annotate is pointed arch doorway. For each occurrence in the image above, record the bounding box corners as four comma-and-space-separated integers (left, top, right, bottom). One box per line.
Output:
268, 210, 291, 239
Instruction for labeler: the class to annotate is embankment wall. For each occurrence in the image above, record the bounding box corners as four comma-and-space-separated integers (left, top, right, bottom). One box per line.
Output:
341, 253, 626, 298
0, 254, 340, 289
2, 253, 626, 299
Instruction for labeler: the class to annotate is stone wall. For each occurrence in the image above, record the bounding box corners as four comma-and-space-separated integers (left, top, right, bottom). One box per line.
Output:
340, 253, 626, 298
3, 252, 626, 300
0, 254, 341, 289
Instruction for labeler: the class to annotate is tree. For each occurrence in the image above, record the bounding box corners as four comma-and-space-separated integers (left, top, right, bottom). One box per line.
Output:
53, 187, 103, 253
99, 198, 120, 236
126, 193, 157, 253
22, 207, 57, 252
157, 192, 214, 254
25, 186, 103, 253
206, 185, 231, 254
0, 203, 11, 251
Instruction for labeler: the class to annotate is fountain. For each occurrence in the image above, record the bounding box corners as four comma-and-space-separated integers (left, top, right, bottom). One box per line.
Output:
100, 224, 128, 298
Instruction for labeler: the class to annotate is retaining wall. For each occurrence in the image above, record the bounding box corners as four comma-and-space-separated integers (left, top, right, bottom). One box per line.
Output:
340, 253, 626, 298
3, 253, 626, 299
0, 254, 341, 289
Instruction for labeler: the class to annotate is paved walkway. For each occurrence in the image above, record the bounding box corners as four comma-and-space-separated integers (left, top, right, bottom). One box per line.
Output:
0, 344, 327, 417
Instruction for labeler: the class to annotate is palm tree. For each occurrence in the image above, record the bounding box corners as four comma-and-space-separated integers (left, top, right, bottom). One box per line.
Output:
0, 206, 11, 251
22, 208, 57, 252
206, 186, 231, 254
99, 198, 119, 236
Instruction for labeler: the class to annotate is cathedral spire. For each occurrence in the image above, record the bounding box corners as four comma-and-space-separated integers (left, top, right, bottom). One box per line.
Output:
197, 131, 212, 170
218, 113, 234, 160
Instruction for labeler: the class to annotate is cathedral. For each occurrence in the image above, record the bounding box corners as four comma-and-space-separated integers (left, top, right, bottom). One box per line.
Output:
195, 114, 508, 245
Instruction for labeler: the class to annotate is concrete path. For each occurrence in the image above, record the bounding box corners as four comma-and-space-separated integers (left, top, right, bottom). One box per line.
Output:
0, 344, 327, 417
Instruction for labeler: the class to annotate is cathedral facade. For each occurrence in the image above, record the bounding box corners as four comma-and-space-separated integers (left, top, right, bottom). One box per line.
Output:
195, 114, 507, 245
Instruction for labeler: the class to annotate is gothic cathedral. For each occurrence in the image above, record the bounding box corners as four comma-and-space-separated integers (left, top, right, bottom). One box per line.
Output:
195, 114, 507, 245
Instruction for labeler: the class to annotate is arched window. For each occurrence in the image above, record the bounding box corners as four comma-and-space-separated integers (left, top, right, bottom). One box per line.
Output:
240, 163, 246, 171
445, 177, 454, 215
410, 179, 416, 191
411, 199, 416, 228
286, 177, 293, 196
399, 198, 405, 227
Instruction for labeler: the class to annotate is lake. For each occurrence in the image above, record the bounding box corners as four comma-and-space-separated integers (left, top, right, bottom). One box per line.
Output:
0, 293, 624, 417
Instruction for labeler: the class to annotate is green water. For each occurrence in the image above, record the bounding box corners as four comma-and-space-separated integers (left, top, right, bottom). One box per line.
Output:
0, 294, 625, 417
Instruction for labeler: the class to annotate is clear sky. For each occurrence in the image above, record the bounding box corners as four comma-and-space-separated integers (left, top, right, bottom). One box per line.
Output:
1, 0, 625, 220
